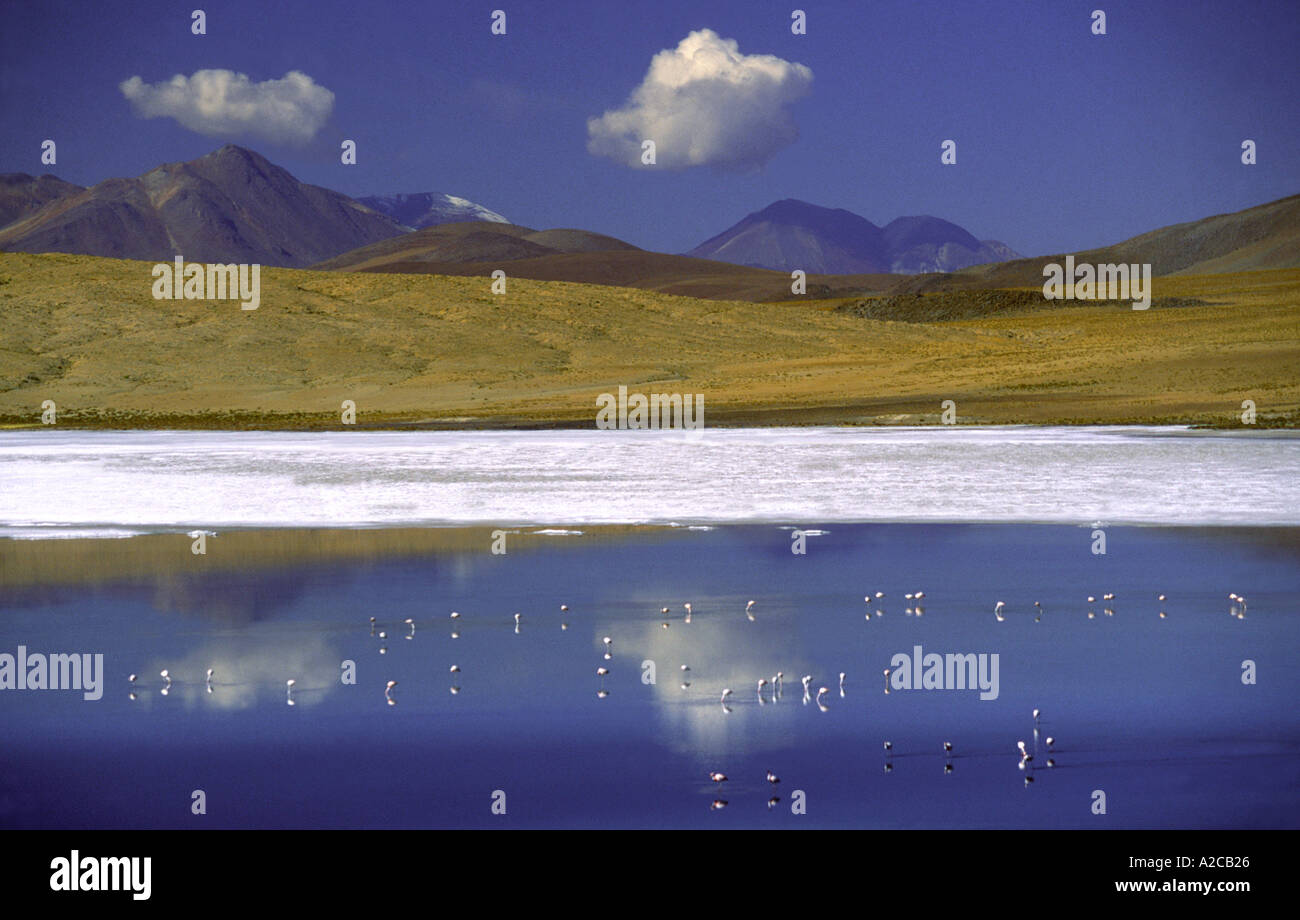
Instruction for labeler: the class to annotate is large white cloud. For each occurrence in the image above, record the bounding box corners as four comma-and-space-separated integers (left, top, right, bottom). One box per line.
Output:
587, 29, 813, 171
119, 69, 334, 144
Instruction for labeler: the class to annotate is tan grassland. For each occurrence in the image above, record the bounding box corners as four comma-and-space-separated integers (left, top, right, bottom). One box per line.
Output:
1, 251, 1296, 428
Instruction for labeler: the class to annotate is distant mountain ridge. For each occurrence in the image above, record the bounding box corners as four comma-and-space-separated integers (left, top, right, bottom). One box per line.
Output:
358, 192, 509, 229
312, 221, 639, 271
0, 146, 407, 267
3, 147, 1296, 294
0, 149, 512, 267
0, 173, 84, 229
687, 199, 1020, 274
900, 192, 1300, 292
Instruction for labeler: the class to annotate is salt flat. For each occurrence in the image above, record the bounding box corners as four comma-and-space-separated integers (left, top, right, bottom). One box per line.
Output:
1, 426, 1296, 536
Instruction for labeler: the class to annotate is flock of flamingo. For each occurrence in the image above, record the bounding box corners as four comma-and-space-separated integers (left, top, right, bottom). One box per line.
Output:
125, 587, 1255, 810
125, 587, 1252, 706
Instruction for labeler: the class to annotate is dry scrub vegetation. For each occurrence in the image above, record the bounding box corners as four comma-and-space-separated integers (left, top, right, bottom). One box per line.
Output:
1, 252, 1296, 428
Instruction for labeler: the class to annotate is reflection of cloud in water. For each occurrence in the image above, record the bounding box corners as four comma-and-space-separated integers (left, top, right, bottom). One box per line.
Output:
614, 608, 816, 757
450, 554, 478, 585
137, 631, 341, 711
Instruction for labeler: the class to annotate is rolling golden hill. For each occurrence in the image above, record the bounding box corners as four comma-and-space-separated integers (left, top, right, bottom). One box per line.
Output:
0, 250, 1296, 428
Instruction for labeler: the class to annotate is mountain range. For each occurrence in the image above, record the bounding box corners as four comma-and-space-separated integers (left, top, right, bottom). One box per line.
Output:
1, 146, 1297, 301
357, 192, 509, 229
902, 191, 1300, 291
0, 146, 1014, 277
686, 199, 1019, 274
0, 146, 507, 268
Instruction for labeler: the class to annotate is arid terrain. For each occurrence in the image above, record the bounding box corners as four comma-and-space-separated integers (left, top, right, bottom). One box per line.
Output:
1, 250, 1296, 428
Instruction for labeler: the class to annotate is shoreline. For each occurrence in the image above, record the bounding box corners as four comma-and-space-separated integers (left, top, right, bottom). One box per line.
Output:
2, 408, 1296, 431
3, 426, 1297, 542
4, 522, 1299, 592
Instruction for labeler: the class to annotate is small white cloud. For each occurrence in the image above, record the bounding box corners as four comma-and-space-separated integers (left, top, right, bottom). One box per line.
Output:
587, 29, 812, 171
119, 69, 334, 144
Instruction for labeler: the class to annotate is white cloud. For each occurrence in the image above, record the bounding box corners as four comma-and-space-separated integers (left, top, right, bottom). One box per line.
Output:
119, 69, 334, 144
587, 29, 813, 171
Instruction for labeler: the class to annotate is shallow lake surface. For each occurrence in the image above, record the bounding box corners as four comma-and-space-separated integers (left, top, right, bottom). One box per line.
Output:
2, 523, 1296, 828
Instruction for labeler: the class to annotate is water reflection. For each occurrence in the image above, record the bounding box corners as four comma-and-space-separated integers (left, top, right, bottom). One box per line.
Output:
1, 523, 1297, 828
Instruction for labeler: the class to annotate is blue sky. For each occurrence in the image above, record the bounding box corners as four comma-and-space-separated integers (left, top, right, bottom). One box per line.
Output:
1, 0, 1297, 256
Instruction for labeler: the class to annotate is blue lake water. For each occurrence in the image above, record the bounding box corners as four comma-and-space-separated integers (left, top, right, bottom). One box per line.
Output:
2, 522, 1297, 829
